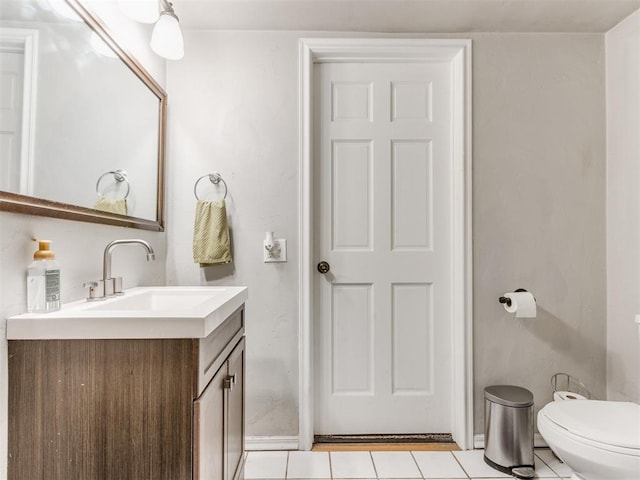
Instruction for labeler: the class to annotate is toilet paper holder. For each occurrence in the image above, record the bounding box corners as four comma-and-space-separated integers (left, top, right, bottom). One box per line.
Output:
551, 373, 592, 400
499, 288, 534, 307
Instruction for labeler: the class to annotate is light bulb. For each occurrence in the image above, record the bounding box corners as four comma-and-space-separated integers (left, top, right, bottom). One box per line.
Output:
118, 0, 160, 24
150, 10, 184, 60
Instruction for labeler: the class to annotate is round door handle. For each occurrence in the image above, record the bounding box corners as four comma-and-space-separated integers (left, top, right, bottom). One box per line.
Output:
317, 261, 330, 274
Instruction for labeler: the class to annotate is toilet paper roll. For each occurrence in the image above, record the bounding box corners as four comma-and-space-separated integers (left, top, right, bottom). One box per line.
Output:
553, 391, 587, 401
503, 291, 537, 318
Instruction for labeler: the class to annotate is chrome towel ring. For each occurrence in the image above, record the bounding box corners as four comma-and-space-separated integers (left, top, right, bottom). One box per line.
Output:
96, 170, 130, 199
194, 173, 228, 201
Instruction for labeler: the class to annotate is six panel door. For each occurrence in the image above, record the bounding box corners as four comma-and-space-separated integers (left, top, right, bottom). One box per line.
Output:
314, 61, 454, 434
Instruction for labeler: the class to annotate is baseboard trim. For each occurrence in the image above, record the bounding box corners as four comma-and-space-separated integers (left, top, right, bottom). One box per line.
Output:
473, 433, 548, 449
246, 436, 299, 451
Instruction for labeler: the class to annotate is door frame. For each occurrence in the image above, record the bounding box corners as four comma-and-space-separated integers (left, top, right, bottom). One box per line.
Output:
298, 38, 473, 450
0, 28, 39, 196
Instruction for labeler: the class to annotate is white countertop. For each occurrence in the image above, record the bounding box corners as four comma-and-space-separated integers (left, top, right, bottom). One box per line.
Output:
6, 286, 248, 340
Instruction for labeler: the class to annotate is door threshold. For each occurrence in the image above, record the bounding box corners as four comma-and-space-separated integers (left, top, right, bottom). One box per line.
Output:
312, 433, 459, 451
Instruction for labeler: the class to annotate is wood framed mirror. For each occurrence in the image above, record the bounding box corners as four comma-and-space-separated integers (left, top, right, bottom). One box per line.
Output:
0, 0, 166, 231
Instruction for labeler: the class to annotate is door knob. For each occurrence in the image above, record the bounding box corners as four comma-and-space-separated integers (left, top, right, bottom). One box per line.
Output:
317, 261, 330, 274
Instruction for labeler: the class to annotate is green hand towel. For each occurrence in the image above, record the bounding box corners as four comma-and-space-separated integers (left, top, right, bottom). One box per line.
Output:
193, 199, 232, 266
94, 195, 127, 215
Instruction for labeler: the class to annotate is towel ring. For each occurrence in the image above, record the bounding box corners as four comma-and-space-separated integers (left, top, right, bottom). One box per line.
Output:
96, 170, 130, 199
194, 173, 228, 201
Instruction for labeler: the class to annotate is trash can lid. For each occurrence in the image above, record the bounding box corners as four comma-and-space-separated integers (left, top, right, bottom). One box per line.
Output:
484, 385, 534, 407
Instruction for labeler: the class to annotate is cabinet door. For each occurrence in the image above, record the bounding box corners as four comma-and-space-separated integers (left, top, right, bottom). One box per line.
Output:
226, 338, 245, 480
194, 363, 226, 480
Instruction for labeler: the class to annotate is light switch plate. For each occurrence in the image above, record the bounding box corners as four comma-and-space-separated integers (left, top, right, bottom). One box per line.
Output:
264, 239, 287, 263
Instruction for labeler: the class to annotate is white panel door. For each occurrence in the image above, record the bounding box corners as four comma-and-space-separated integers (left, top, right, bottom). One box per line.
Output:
314, 62, 453, 434
0, 51, 24, 192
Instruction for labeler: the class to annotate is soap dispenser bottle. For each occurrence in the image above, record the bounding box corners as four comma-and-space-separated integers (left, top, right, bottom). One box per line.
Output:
27, 240, 61, 313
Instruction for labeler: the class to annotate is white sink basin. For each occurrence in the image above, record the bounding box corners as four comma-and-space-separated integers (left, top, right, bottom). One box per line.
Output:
85, 288, 225, 312
7, 286, 248, 340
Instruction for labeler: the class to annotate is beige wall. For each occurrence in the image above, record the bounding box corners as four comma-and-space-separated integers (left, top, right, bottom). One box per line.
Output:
166, 31, 607, 440
606, 9, 640, 403
472, 34, 606, 433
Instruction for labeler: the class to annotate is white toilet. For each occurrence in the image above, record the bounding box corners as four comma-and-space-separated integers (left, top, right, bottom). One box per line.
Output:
537, 400, 640, 480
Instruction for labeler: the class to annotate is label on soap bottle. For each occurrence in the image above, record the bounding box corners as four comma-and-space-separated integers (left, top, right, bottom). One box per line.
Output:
45, 269, 60, 302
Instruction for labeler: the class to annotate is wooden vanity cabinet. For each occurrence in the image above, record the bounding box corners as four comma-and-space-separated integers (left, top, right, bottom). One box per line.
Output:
7, 305, 246, 480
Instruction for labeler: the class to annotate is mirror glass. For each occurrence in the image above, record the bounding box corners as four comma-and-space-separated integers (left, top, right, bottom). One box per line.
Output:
0, 0, 166, 230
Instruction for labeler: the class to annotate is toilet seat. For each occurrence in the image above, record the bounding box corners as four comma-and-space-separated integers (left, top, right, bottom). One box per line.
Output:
540, 400, 640, 455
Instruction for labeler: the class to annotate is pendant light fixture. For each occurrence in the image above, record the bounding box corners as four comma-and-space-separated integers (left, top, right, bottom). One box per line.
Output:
150, 0, 184, 60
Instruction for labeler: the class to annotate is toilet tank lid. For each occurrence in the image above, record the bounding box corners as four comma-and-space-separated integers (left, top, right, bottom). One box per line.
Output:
484, 385, 533, 407
542, 400, 640, 449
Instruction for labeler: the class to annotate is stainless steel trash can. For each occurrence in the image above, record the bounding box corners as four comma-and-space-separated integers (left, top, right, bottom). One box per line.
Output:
484, 385, 535, 479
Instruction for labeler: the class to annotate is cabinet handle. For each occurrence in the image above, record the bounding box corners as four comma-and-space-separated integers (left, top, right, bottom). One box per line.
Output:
224, 374, 236, 390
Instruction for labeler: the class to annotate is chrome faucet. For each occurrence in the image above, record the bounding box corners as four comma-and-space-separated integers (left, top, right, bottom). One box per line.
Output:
85, 239, 155, 300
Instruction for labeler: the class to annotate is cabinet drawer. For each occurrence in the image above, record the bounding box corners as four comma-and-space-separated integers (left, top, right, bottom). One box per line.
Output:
195, 306, 244, 396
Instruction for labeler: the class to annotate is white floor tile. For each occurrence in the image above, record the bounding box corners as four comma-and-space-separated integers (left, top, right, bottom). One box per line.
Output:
533, 455, 560, 478
412, 451, 468, 478
247, 448, 568, 480
535, 449, 573, 477
287, 451, 331, 479
452, 450, 510, 478
371, 451, 422, 478
330, 452, 377, 478
244, 451, 289, 479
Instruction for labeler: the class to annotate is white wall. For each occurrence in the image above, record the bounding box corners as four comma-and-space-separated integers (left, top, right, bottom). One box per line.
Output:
0, 4, 167, 477
166, 31, 301, 436
166, 31, 607, 440
606, 9, 640, 403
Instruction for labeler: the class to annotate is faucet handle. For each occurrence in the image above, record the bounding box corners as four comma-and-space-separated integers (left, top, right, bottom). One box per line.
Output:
103, 278, 115, 297
83, 281, 103, 301
113, 277, 123, 296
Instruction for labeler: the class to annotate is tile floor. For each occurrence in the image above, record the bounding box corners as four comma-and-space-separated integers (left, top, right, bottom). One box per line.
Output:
244, 448, 573, 479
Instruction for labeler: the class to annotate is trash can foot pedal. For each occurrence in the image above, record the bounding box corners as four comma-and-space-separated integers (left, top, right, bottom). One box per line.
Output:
484, 455, 535, 479
512, 466, 536, 479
